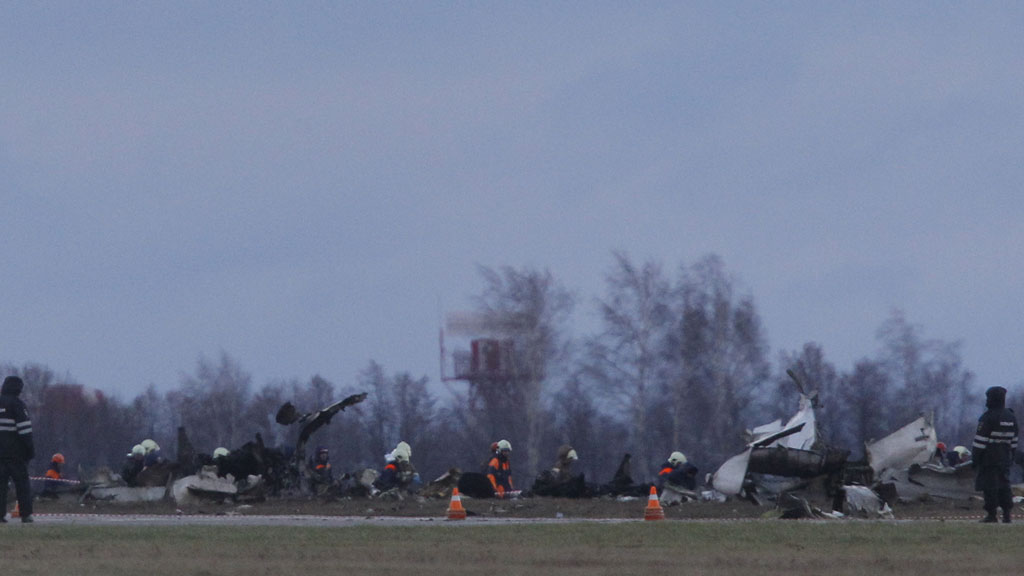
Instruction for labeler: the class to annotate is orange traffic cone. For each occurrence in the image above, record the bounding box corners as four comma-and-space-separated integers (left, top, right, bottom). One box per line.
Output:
11, 502, 19, 518
446, 487, 467, 520
644, 485, 665, 521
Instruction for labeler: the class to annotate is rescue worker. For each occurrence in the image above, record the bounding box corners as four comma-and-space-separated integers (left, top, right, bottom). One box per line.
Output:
550, 444, 578, 484
0, 376, 35, 523
932, 442, 948, 466
973, 386, 1019, 523
656, 451, 699, 491
210, 447, 232, 478
122, 444, 145, 486
141, 438, 164, 468
378, 449, 399, 489
40, 453, 65, 499
377, 441, 419, 492
308, 446, 333, 493
952, 445, 972, 466
530, 444, 586, 497
487, 439, 514, 498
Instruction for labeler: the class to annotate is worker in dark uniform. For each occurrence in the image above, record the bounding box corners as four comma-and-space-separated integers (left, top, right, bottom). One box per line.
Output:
550, 444, 579, 484
140, 438, 164, 468
376, 441, 419, 493
656, 451, 699, 491
0, 376, 35, 523
531, 444, 587, 497
122, 444, 145, 486
308, 446, 333, 493
973, 386, 1019, 523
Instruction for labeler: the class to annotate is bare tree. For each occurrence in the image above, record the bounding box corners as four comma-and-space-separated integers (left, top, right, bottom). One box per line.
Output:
243, 381, 288, 448
876, 310, 929, 425
359, 361, 396, 464
36, 384, 114, 467
839, 359, 892, 458
550, 375, 629, 483
583, 252, 672, 473
391, 371, 440, 474
357, 361, 443, 477
876, 310, 977, 444
130, 383, 177, 450
173, 352, 253, 451
664, 255, 770, 469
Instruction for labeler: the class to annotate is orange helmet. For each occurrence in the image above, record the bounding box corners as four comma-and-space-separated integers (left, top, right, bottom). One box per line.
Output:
52, 453, 65, 464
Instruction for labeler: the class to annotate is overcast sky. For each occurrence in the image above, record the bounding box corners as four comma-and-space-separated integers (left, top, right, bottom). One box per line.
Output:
3, 3, 1023, 399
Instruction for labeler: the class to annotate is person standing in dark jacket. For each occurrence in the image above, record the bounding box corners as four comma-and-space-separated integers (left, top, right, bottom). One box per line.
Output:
973, 386, 1019, 523
0, 376, 35, 523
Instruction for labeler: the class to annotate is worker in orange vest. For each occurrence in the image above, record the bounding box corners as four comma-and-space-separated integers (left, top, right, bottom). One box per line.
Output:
308, 446, 333, 493
40, 452, 65, 499
487, 439, 514, 498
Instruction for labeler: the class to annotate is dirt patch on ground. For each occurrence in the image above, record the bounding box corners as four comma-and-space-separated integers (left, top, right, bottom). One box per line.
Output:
32, 492, 986, 521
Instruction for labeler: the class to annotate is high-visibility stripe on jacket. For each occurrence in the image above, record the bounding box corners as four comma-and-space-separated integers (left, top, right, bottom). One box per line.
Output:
973, 407, 1019, 469
0, 391, 35, 462
487, 455, 512, 492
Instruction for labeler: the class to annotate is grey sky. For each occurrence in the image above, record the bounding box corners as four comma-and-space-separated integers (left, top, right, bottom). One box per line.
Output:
3, 3, 1023, 398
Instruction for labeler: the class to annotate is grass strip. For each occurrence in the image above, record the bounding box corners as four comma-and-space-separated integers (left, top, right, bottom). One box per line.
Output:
2, 521, 1018, 576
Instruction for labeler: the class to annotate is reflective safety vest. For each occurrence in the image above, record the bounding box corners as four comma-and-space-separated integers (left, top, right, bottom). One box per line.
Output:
487, 455, 512, 492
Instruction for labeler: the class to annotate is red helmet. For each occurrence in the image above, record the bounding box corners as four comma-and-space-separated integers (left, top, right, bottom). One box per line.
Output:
936, 442, 946, 452
52, 453, 65, 464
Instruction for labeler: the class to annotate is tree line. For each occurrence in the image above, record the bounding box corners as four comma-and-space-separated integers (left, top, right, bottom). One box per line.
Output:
2, 252, 1006, 490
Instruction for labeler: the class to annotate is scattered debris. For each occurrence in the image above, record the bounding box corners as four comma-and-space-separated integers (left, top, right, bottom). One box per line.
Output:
843, 485, 895, 519
276, 392, 368, 492
172, 467, 238, 506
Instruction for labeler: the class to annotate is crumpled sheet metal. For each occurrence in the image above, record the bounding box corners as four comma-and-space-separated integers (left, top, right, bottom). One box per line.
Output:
865, 414, 936, 481
714, 394, 818, 495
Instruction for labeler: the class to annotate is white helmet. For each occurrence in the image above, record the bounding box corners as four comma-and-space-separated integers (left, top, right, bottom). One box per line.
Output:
393, 441, 412, 462
141, 439, 160, 454
497, 439, 512, 452
213, 447, 230, 459
130, 444, 145, 457
566, 449, 578, 461
668, 451, 687, 466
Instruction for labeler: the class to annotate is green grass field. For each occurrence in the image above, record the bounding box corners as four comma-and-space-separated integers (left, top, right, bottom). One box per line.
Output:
2, 521, 1019, 576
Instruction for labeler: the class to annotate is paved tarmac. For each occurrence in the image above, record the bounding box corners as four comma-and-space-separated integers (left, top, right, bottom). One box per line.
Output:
7, 512, 984, 527
13, 513, 642, 527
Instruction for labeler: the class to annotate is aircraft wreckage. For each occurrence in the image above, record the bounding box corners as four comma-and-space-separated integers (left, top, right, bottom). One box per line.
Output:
710, 370, 982, 517
77, 393, 368, 506
67, 373, 1001, 517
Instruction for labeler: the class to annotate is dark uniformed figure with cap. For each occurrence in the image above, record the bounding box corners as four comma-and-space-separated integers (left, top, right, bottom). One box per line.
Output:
973, 386, 1019, 523
0, 376, 35, 523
